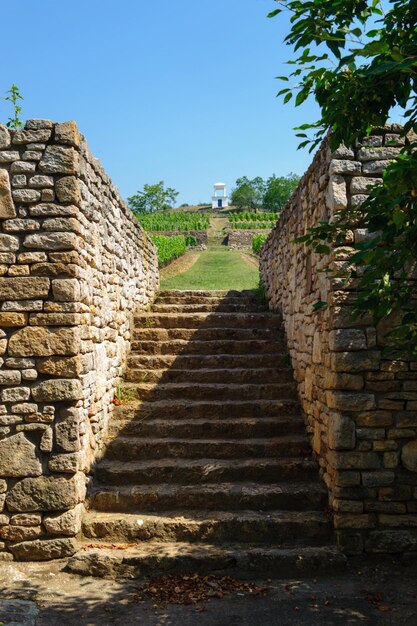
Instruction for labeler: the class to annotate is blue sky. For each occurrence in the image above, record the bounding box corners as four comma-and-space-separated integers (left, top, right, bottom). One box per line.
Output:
3, 0, 319, 205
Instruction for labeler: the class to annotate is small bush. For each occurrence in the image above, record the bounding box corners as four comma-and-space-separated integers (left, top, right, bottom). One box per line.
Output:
185, 235, 198, 247
252, 234, 268, 254
151, 235, 187, 266
137, 212, 210, 232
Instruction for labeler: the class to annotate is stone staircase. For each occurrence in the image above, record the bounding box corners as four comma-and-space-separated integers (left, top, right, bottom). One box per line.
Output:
67, 290, 345, 578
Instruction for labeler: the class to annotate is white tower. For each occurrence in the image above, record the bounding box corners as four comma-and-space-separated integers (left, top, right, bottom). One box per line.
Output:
212, 182, 229, 209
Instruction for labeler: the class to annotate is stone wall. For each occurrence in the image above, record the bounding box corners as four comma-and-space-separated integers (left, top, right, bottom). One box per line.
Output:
260, 125, 417, 555
0, 120, 159, 560
228, 229, 271, 250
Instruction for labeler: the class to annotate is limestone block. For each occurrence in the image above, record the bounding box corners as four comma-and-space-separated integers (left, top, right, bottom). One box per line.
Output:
402, 441, 417, 472
1, 387, 30, 402
12, 189, 41, 204
334, 514, 376, 529
327, 391, 376, 411
0, 124, 11, 149
39, 145, 78, 174
0, 277, 50, 301
9, 537, 78, 561
29, 203, 79, 217
48, 452, 81, 474
350, 177, 381, 194
28, 175, 54, 188
12, 129, 51, 144
55, 176, 81, 205
365, 530, 417, 553
324, 371, 364, 390
38, 356, 81, 378
6, 473, 86, 512
52, 279, 81, 302
331, 351, 381, 372
55, 408, 81, 452
44, 504, 84, 536
328, 414, 356, 450
55, 121, 80, 147
0, 168, 16, 218
10, 161, 36, 174
0, 234, 19, 252
0, 313, 27, 327
8, 327, 80, 357
24, 232, 79, 251
326, 175, 347, 211
0, 432, 42, 477
0, 371, 21, 385
0, 525, 42, 541
25, 119, 53, 130
329, 329, 367, 352
357, 146, 401, 161
329, 160, 361, 175
328, 450, 380, 469
32, 379, 83, 402
10, 513, 42, 526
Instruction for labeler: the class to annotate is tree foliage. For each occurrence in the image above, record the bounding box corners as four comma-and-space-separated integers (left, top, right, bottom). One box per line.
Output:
263, 173, 300, 210
128, 181, 179, 214
270, 0, 417, 356
231, 174, 299, 211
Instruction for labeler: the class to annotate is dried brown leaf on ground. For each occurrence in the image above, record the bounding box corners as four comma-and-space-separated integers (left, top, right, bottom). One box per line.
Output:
133, 573, 270, 606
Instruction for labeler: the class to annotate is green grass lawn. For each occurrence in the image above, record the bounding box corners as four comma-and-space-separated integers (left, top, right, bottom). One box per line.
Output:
160, 244, 259, 291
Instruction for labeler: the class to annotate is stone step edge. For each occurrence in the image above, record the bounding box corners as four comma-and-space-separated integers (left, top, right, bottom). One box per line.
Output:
66, 543, 346, 579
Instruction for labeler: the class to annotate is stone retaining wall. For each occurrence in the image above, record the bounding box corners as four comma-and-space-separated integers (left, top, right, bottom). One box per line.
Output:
260, 126, 417, 555
228, 229, 271, 250
0, 120, 159, 560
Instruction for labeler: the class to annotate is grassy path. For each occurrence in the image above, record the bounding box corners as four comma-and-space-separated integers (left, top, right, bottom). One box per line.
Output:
160, 241, 259, 291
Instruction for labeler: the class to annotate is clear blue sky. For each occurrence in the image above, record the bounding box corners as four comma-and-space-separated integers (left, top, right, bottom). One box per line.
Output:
3, 0, 319, 205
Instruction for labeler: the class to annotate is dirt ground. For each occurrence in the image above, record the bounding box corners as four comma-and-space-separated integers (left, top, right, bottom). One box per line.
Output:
0, 555, 417, 626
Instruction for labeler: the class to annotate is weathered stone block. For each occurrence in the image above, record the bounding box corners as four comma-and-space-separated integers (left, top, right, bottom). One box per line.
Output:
6, 473, 86, 512
55, 121, 80, 147
0, 370, 21, 385
24, 232, 79, 251
0, 168, 16, 218
55, 408, 81, 452
0, 234, 19, 252
334, 514, 376, 529
0, 277, 50, 301
327, 391, 376, 411
12, 189, 41, 204
0, 313, 27, 327
8, 327, 80, 357
12, 129, 51, 144
365, 530, 417, 553
326, 175, 347, 211
32, 379, 83, 402
44, 504, 83, 536
9, 537, 78, 561
0, 124, 11, 149
52, 279, 81, 302
1, 387, 30, 402
402, 440, 417, 472
55, 176, 81, 205
0, 525, 42, 541
0, 432, 42, 477
39, 145, 78, 174
331, 351, 381, 372
328, 450, 380, 470
328, 414, 356, 450
48, 452, 81, 474
329, 329, 367, 352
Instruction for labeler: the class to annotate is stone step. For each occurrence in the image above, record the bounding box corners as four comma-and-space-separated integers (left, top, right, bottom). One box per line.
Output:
105, 435, 311, 461
81, 510, 333, 544
155, 295, 263, 306
152, 303, 266, 313
127, 354, 287, 370
134, 312, 281, 330
90, 482, 327, 513
130, 339, 284, 355
114, 399, 300, 421
130, 382, 297, 402
155, 290, 258, 299
125, 367, 293, 385
108, 416, 305, 439
94, 457, 319, 485
133, 326, 278, 341
67, 543, 346, 580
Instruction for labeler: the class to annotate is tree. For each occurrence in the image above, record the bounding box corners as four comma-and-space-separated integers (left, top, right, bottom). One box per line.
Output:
128, 181, 179, 214
270, 0, 417, 356
263, 173, 300, 211
231, 177, 266, 211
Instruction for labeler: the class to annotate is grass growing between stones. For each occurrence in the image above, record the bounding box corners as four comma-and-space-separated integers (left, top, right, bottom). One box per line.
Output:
160, 242, 259, 291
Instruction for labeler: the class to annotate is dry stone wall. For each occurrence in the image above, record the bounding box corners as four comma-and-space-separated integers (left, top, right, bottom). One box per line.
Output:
260, 125, 417, 555
0, 119, 159, 560
228, 229, 271, 250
